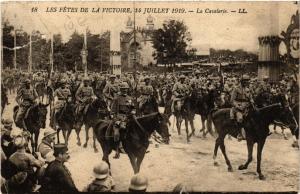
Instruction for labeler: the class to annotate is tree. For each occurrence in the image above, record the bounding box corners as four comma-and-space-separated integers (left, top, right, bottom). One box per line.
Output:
2, 20, 14, 69
152, 20, 192, 66
63, 31, 83, 71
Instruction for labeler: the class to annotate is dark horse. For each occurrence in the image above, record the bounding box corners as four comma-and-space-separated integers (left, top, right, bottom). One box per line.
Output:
13, 103, 49, 152
138, 95, 159, 116
196, 88, 221, 138
75, 97, 109, 152
211, 95, 298, 180
93, 112, 170, 174
35, 82, 46, 103
55, 100, 77, 145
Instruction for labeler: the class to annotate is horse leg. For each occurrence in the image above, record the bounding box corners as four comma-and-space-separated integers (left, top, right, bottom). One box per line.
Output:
238, 138, 254, 170
102, 146, 112, 171
257, 138, 266, 180
62, 129, 68, 145
281, 127, 288, 140
213, 135, 222, 166
30, 134, 35, 153
57, 128, 60, 144
75, 126, 81, 146
83, 125, 90, 148
128, 153, 138, 174
93, 130, 98, 153
185, 119, 190, 143
200, 115, 206, 132
220, 139, 233, 172
66, 129, 72, 145
189, 116, 195, 136
136, 151, 146, 173
176, 115, 182, 135
34, 131, 39, 153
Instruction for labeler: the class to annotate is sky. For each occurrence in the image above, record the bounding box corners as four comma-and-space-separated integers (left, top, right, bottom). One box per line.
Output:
1, 1, 299, 53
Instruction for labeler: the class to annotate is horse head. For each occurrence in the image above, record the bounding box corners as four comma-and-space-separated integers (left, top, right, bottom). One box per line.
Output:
36, 103, 49, 129
157, 113, 171, 144
273, 94, 298, 132
91, 97, 108, 116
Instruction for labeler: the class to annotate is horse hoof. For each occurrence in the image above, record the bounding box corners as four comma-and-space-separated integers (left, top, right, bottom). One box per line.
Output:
94, 148, 98, 153
284, 136, 288, 140
77, 142, 81, 146
213, 161, 219, 166
83, 143, 87, 148
259, 174, 266, 180
238, 165, 247, 170
228, 167, 233, 172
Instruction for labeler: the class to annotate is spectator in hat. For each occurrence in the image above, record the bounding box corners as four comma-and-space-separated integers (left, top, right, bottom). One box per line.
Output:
37, 128, 57, 163
1, 118, 16, 158
83, 161, 115, 192
128, 173, 148, 193
8, 131, 44, 192
40, 144, 77, 192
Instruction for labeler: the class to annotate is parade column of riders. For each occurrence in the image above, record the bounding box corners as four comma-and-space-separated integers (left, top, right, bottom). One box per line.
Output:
1, 68, 299, 192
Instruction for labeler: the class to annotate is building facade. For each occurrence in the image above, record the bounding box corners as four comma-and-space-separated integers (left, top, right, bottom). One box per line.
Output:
120, 16, 156, 70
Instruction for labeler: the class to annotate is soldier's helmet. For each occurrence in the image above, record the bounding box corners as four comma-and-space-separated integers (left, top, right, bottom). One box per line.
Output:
179, 75, 185, 80
60, 79, 67, 85
195, 70, 200, 75
129, 173, 148, 191
120, 82, 129, 89
93, 161, 109, 179
83, 77, 90, 83
110, 75, 116, 79
241, 75, 250, 81
2, 118, 13, 128
144, 76, 150, 82
22, 79, 31, 85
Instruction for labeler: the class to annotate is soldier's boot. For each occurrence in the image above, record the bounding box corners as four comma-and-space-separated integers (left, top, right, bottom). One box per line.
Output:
113, 126, 121, 159
114, 144, 120, 159
171, 100, 175, 113
230, 108, 235, 120
237, 122, 246, 141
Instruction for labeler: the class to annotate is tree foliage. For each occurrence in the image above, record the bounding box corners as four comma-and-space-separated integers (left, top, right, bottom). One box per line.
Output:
152, 20, 192, 65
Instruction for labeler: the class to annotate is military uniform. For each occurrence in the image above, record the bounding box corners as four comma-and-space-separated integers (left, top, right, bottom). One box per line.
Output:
103, 76, 120, 109
171, 76, 189, 113
230, 84, 253, 123
52, 81, 71, 127
75, 78, 95, 119
137, 78, 154, 111
15, 80, 38, 130
41, 159, 77, 192
37, 140, 54, 163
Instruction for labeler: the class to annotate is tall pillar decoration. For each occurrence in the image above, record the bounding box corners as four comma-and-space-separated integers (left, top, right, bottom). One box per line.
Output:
258, 36, 281, 82
110, 30, 121, 76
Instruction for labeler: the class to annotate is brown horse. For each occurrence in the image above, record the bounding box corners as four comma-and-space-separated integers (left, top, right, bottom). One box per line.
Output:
13, 103, 49, 152
93, 112, 170, 174
211, 95, 297, 180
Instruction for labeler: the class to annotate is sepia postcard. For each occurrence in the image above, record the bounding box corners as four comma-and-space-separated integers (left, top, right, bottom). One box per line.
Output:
0, 1, 299, 193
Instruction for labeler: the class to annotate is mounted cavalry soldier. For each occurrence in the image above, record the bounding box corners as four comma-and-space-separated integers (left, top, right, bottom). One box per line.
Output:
110, 82, 135, 159
103, 75, 120, 110
75, 77, 96, 122
190, 70, 201, 90
255, 75, 271, 107
171, 75, 190, 113
15, 79, 38, 131
137, 76, 154, 113
230, 75, 255, 141
51, 79, 72, 129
